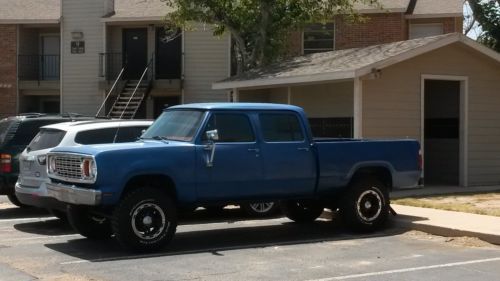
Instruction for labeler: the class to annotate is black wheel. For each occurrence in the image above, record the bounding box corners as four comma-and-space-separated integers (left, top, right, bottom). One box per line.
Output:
49, 209, 68, 222
67, 205, 112, 239
112, 187, 177, 252
339, 178, 389, 232
280, 200, 324, 223
241, 202, 279, 217
7, 194, 30, 208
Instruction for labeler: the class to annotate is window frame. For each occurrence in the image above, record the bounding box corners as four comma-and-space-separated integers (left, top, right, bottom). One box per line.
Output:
302, 23, 335, 55
408, 23, 444, 39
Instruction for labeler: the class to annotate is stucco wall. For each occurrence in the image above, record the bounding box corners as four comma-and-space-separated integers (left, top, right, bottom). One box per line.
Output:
362, 43, 500, 186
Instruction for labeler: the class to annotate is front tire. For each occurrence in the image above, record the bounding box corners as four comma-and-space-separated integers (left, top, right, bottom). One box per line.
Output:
112, 187, 177, 252
280, 200, 324, 223
67, 205, 112, 239
339, 178, 389, 232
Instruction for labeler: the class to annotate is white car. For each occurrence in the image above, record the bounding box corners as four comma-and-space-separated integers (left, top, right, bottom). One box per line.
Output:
15, 119, 152, 218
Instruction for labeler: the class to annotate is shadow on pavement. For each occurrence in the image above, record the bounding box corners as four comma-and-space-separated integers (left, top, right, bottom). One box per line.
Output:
0, 206, 51, 220
42, 213, 416, 263
13, 218, 75, 236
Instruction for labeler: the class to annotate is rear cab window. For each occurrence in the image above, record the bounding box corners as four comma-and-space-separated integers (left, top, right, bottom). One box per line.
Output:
259, 113, 305, 142
27, 129, 66, 152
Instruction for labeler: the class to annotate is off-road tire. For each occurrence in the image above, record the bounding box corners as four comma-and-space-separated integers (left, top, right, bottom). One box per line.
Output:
112, 187, 177, 252
241, 202, 279, 217
339, 178, 389, 232
49, 209, 68, 222
280, 200, 324, 223
67, 205, 113, 239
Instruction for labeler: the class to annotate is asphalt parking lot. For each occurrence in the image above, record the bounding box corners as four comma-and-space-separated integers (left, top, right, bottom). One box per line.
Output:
0, 197, 499, 281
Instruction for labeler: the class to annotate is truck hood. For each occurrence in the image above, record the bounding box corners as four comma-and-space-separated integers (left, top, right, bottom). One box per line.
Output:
49, 140, 191, 156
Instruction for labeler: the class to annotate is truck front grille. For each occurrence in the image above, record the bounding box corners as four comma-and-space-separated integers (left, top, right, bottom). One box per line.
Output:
54, 155, 83, 180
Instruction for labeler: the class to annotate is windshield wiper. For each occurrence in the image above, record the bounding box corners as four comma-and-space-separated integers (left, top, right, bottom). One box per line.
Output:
139, 136, 169, 142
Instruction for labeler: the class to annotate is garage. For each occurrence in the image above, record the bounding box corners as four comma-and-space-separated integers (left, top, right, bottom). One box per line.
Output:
213, 33, 500, 187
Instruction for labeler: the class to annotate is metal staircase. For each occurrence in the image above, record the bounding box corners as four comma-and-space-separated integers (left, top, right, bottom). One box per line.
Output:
108, 80, 148, 119
96, 55, 154, 119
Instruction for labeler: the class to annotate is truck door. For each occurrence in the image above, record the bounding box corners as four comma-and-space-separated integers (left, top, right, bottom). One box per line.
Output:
195, 112, 263, 201
258, 112, 316, 197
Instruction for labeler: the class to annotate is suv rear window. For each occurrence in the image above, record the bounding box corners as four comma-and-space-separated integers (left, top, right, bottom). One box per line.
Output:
9, 120, 66, 146
27, 129, 66, 152
0, 119, 15, 144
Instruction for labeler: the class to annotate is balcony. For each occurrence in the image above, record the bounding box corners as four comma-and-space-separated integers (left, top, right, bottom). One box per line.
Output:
18, 55, 60, 90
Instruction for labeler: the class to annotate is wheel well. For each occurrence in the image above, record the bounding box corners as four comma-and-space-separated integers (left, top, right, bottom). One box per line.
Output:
349, 167, 393, 190
121, 174, 177, 202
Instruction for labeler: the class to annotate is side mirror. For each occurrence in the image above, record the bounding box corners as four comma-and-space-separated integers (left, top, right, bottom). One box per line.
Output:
205, 129, 218, 167
205, 129, 219, 142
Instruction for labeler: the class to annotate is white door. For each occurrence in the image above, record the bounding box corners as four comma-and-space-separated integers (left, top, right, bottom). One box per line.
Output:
41, 36, 60, 80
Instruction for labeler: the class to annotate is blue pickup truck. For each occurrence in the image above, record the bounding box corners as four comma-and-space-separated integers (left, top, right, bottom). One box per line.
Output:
45, 103, 421, 252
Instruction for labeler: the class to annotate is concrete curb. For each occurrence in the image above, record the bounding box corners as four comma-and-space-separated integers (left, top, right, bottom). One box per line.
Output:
391, 204, 500, 246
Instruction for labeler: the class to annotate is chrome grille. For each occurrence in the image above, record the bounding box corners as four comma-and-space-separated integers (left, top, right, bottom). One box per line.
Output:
54, 155, 83, 180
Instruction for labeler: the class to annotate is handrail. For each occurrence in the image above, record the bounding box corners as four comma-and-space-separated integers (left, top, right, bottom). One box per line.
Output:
119, 55, 154, 119
96, 67, 125, 118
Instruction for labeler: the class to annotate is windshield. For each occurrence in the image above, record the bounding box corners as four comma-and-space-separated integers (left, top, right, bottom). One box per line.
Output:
0, 119, 14, 145
27, 129, 66, 152
142, 110, 205, 142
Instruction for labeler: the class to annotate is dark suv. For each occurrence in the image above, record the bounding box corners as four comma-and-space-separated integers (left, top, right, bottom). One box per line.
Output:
0, 113, 91, 206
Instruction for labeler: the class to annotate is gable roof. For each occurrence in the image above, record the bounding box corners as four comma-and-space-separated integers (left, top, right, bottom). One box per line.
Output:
408, 0, 463, 18
0, 0, 60, 24
213, 33, 500, 90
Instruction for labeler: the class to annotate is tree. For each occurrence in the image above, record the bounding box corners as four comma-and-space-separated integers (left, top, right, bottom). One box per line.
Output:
466, 0, 500, 52
162, 0, 381, 74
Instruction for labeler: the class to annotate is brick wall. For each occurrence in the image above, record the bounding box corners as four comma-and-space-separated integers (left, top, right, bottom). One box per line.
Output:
335, 13, 406, 50
0, 25, 17, 118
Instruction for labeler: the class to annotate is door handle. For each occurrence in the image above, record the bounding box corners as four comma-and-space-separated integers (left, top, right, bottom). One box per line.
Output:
248, 148, 260, 153
297, 147, 310, 152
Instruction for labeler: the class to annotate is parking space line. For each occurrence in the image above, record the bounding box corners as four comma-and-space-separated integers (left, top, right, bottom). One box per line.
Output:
2, 234, 81, 243
0, 217, 53, 223
307, 257, 500, 280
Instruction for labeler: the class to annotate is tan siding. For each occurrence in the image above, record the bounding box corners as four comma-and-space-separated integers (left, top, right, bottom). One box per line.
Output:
362, 43, 500, 186
239, 89, 271, 103
291, 82, 353, 118
61, 0, 109, 115
183, 26, 229, 103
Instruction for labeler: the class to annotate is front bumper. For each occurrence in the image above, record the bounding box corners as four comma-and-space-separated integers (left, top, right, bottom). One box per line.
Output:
46, 182, 101, 206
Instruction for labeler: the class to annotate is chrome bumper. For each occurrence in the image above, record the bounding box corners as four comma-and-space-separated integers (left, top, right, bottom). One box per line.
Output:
46, 182, 101, 206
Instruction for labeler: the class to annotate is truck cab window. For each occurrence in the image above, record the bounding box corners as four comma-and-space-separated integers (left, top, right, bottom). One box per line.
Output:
260, 114, 304, 142
203, 114, 255, 143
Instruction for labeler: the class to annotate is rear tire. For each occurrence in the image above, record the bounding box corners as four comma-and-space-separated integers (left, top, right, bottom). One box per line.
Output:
67, 205, 112, 239
7, 194, 30, 208
339, 178, 389, 232
112, 187, 177, 252
241, 202, 279, 217
280, 200, 324, 223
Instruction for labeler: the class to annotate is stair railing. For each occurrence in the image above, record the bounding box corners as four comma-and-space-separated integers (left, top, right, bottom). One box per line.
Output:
119, 55, 154, 119
96, 67, 125, 118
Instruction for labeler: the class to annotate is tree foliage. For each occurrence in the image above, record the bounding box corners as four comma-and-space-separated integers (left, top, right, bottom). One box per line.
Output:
162, 0, 381, 74
467, 0, 500, 52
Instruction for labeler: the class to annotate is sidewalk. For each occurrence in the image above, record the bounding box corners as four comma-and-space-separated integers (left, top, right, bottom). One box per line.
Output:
390, 185, 500, 246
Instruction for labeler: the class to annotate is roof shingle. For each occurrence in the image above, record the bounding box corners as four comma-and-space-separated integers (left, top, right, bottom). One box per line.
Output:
0, 0, 59, 23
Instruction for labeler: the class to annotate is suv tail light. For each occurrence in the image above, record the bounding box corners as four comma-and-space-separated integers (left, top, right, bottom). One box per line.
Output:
0, 154, 12, 173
